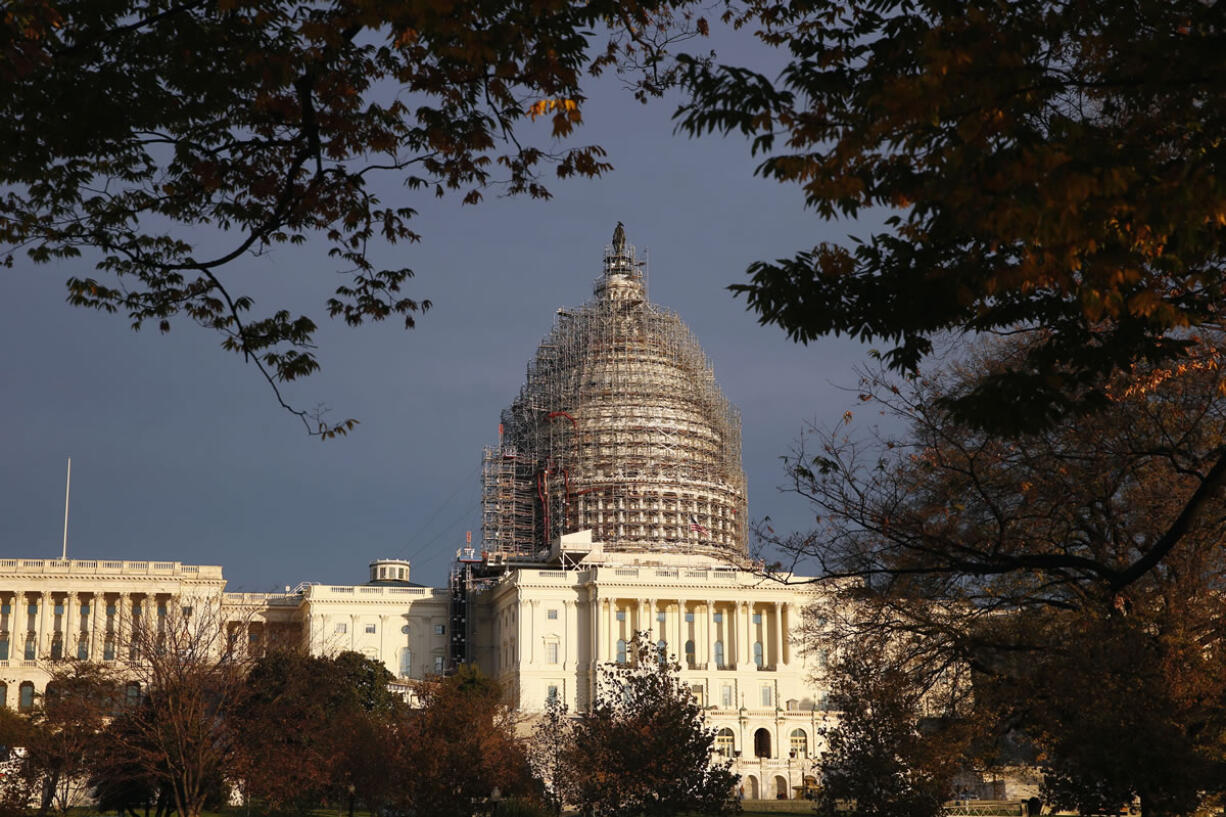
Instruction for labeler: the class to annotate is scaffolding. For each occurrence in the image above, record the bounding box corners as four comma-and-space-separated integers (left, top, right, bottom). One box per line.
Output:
480, 227, 748, 562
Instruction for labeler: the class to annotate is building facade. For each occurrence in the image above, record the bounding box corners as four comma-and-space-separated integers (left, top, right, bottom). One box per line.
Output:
0, 228, 833, 800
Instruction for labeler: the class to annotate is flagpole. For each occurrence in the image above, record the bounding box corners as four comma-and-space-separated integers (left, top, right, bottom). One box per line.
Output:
61, 458, 71, 561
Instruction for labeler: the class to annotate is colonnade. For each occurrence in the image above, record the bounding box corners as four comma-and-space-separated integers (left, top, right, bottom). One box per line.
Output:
0, 590, 178, 663
589, 596, 793, 670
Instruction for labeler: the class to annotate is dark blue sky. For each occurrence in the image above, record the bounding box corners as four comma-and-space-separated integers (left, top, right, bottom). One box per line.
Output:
1, 49, 889, 591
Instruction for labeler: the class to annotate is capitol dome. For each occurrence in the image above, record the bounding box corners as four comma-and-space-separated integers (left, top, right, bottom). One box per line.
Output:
481, 226, 748, 562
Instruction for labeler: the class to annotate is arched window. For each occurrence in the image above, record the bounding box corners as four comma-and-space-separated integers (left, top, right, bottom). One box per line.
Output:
616, 639, 627, 665
18, 682, 34, 713
684, 639, 695, 667
715, 728, 735, 757
775, 775, 789, 799
656, 639, 667, 665
753, 641, 764, 668
753, 727, 772, 758
714, 640, 724, 669
790, 728, 809, 758
745, 776, 759, 800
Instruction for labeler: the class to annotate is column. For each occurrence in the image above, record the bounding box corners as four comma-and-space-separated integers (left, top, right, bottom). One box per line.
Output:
38, 591, 51, 659
118, 593, 131, 660
606, 598, 616, 661
780, 603, 791, 666
706, 599, 716, 670
379, 614, 390, 668
674, 601, 684, 665
727, 600, 737, 666
14, 591, 26, 660
589, 591, 599, 667
528, 600, 537, 665
64, 591, 78, 659
737, 601, 746, 666
563, 599, 577, 670
88, 593, 102, 660
773, 602, 783, 670
595, 598, 605, 662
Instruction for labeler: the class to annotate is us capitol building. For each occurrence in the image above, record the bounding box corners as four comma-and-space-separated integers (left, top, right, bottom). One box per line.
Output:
1, 228, 831, 801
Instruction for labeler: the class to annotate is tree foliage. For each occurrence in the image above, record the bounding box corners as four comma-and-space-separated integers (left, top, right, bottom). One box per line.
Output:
393, 665, 536, 817
676, 0, 1226, 432
0, 0, 702, 435
103, 604, 250, 817
563, 635, 738, 817
772, 339, 1226, 815
815, 643, 968, 817
233, 649, 402, 815
24, 662, 119, 815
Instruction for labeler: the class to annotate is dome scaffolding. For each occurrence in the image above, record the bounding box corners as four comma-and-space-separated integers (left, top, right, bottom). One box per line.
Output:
480, 229, 748, 562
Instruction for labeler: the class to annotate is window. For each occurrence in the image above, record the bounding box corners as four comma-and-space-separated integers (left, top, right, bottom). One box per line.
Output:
0, 682, 6, 708
103, 638, 116, 661
753, 641, 764, 668
753, 728, 772, 758
616, 639, 627, 665
181, 606, 192, 618
713, 612, 723, 623
401, 625, 411, 634
24, 635, 35, 660
433, 655, 445, 672
54, 601, 63, 617
0, 637, 7, 661
656, 611, 666, 622
18, 682, 34, 713
714, 641, 724, 668
721, 684, 733, 709
399, 648, 412, 676
546, 685, 559, 705
684, 640, 695, 666
715, 728, 735, 756
817, 648, 829, 669
433, 624, 446, 636
365, 624, 377, 634
691, 684, 704, 706
334, 622, 348, 634
615, 610, 625, 621
752, 612, 762, 624
80, 602, 89, 620
125, 682, 141, 708
790, 729, 809, 759
761, 685, 773, 707
546, 609, 558, 620
684, 612, 694, 623
656, 639, 667, 664
77, 638, 88, 660
50, 636, 62, 660
546, 642, 559, 664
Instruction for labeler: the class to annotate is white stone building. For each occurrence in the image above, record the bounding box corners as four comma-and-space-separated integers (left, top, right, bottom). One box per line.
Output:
0, 227, 835, 800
